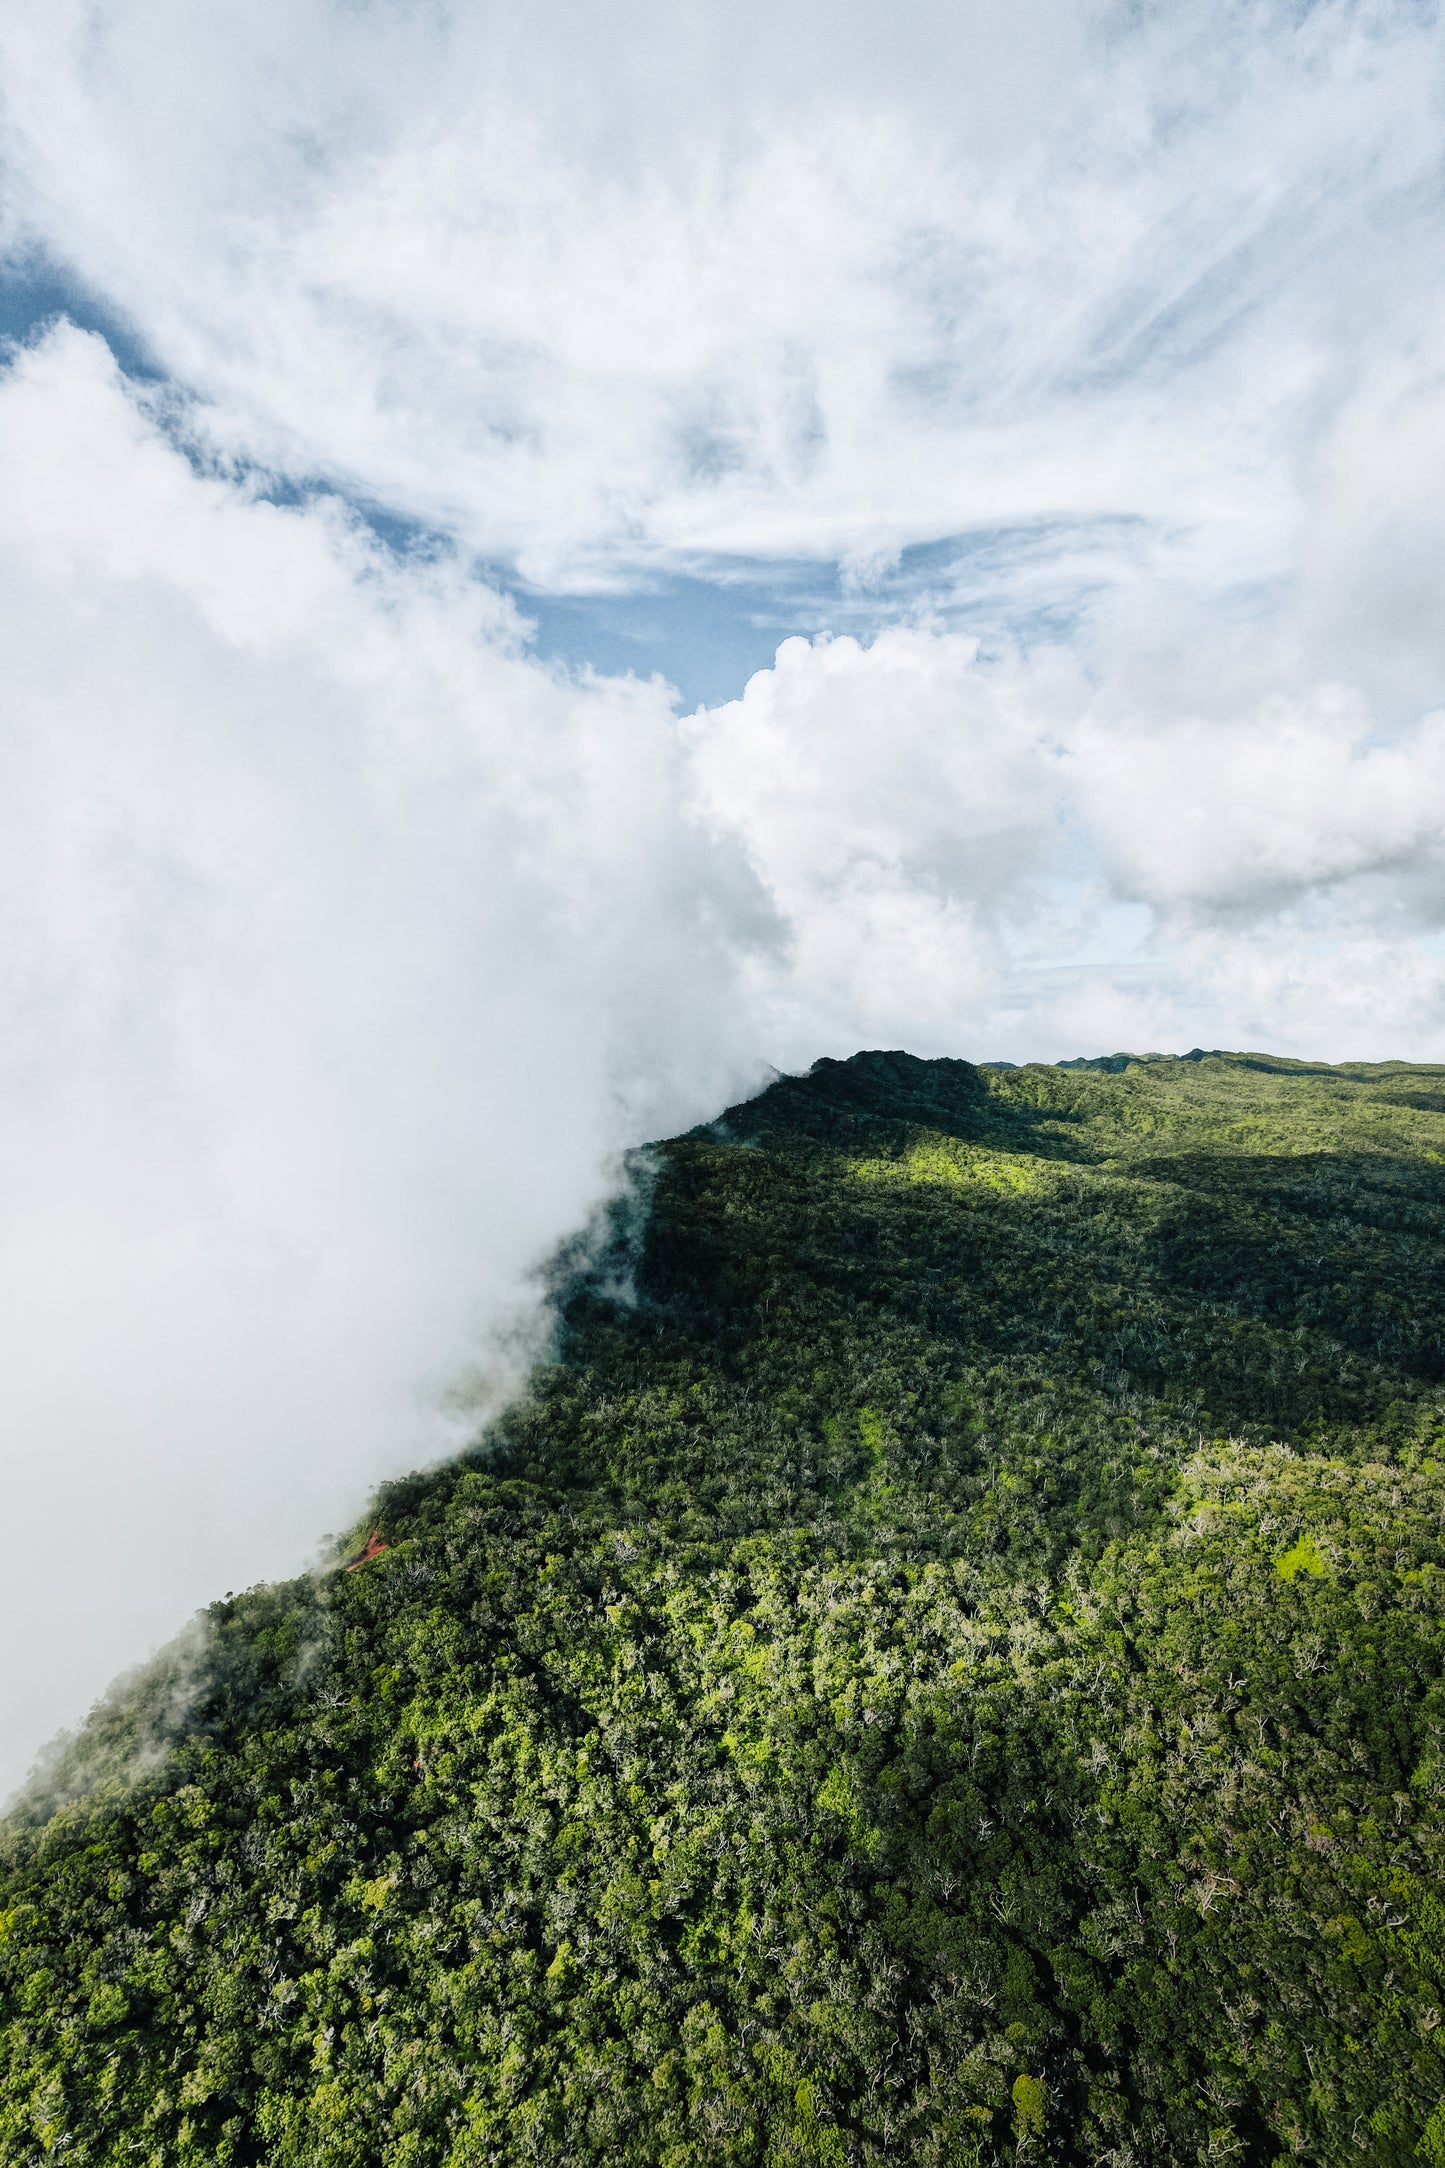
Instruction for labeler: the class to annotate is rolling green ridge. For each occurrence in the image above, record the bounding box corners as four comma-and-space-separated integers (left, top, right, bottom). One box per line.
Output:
6, 1048, 1445, 2165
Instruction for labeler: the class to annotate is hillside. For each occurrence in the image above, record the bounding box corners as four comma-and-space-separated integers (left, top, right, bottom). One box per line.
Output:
5, 1048, 1445, 2165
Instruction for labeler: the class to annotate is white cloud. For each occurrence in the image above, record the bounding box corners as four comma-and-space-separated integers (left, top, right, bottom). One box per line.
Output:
686, 621, 1445, 1062
0, 327, 770, 1794
1074, 691, 1445, 916
686, 628, 1077, 1047
4, 0, 1442, 599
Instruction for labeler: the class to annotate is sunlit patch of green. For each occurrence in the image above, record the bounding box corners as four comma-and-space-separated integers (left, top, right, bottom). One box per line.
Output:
1276, 1531, 1329, 1580
1012, 2072, 1048, 2139
847, 1136, 1051, 1194
857, 1405, 885, 1469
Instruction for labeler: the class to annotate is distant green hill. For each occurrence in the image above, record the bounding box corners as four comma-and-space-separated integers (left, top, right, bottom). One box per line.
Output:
6, 1049, 1445, 2166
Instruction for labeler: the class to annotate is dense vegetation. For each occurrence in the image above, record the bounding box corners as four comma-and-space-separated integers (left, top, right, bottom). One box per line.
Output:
6, 1047, 1445, 2166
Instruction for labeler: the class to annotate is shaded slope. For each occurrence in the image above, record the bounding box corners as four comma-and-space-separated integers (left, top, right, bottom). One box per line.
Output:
4, 1050, 1445, 2166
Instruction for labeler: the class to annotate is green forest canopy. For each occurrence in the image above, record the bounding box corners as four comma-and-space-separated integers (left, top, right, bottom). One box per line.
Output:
6, 1047, 1445, 2166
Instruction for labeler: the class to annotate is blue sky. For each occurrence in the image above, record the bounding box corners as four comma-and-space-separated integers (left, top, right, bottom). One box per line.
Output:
0, 253, 154, 374
0, 254, 1126, 713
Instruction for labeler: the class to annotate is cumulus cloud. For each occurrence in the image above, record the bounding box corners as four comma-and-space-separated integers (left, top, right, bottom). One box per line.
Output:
686, 628, 1077, 1044
1074, 693, 1445, 917
687, 628, 1445, 1061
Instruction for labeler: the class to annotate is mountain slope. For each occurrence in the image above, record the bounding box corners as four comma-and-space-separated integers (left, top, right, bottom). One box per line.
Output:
5, 1049, 1445, 2166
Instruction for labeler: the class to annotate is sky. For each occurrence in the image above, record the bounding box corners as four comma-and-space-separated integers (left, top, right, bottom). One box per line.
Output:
3, 0, 1445, 1795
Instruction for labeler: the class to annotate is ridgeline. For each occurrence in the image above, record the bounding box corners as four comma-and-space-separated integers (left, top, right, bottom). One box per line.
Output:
6, 1049, 1445, 2165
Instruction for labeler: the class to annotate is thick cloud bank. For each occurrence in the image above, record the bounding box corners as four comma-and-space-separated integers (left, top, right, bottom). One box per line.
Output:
3, 1, 1445, 1793
0, 329, 770, 1794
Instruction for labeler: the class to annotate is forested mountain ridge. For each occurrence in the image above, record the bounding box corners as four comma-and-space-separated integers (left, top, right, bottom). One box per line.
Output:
5, 1048, 1445, 2166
